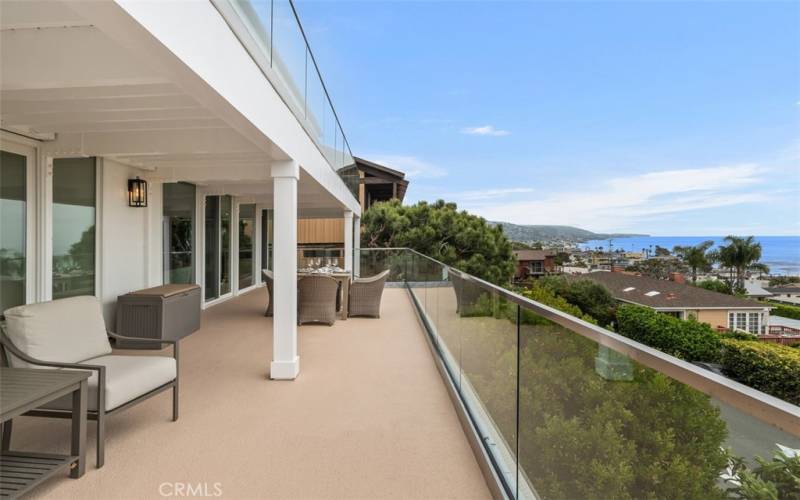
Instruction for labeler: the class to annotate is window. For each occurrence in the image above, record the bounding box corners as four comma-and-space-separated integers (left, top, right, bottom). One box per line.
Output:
728, 311, 761, 335
645, 291, 660, 297
163, 183, 196, 284
1, 150, 27, 311
530, 261, 544, 274
238, 204, 255, 289
220, 196, 231, 295
261, 209, 273, 272
52, 158, 96, 300
660, 311, 683, 319
204, 195, 232, 301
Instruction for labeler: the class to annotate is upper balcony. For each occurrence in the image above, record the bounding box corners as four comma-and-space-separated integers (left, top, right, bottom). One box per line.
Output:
212, 0, 360, 200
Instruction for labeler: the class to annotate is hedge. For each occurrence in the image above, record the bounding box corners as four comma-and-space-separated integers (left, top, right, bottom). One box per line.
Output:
766, 301, 800, 321
721, 339, 800, 405
616, 304, 723, 363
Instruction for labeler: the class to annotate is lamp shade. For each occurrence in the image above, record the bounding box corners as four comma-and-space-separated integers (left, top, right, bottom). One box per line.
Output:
128, 177, 148, 207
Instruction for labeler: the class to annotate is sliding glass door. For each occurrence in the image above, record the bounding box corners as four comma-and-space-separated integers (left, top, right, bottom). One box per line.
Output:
0, 150, 28, 311
204, 195, 232, 301
238, 204, 255, 290
220, 196, 232, 296
261, 209, 273, 272
52, 158, 96, 300
163, 182, 196, 284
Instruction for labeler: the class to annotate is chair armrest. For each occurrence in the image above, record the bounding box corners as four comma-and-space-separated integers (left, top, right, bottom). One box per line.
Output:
106, 332, 179, 364
1, 328, 106, 412
106, 331, 177, 345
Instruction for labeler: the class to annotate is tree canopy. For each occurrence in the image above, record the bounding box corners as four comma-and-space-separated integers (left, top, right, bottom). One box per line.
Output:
673, 240, 716, 283
360, 199, 515, 284
718, 236, 763, 292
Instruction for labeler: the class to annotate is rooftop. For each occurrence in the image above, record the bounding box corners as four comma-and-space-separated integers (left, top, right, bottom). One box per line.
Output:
10, 288, 490, 499
765, 286, 800, 294
579, 271, 769, 309
512, 250, 554, 261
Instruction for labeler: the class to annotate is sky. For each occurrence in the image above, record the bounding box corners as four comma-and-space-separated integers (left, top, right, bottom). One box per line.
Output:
295, 0, 800, 236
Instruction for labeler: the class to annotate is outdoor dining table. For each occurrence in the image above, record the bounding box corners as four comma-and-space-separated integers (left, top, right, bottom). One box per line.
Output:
297, 270, 351, 320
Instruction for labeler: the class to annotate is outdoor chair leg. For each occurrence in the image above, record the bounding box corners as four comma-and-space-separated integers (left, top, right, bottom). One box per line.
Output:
1, 420, 12, 451
96, 411, 105, 468
172, 384, 179, 422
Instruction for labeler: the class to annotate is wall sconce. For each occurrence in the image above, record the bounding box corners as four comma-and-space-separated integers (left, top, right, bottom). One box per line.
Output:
128, 177, 148, 207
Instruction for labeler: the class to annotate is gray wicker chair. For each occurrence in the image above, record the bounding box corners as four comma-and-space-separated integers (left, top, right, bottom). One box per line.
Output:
348, 269, 390, 318
298, 275, 339, 326
262, 269, 274, 316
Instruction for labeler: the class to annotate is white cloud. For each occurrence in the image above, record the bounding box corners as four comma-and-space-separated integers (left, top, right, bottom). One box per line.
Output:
460, 125, 511, 137
366, 155, 447, 179
466, 164, 770, 232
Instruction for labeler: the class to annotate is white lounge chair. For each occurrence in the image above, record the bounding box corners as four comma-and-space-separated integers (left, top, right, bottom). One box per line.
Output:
0, 296, 179, 468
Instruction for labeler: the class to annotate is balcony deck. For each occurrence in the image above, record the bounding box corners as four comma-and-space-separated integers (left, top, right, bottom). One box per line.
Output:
11, 288, 490, 499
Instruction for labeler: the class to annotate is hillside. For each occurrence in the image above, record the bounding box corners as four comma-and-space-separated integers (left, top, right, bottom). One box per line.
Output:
490, 222, 648, 243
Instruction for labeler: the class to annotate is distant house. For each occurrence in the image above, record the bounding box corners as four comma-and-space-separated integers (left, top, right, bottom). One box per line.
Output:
578, 271, 771, 335
296, 157, 409, 265
513, 250, 556, 280
764, 285, 800, 305
744, 279, 772, 299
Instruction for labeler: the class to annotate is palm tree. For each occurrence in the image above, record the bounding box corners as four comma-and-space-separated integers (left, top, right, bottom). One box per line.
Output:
717, 236, 763, 291
749, 262, 770, 278
673, 240, 716, 283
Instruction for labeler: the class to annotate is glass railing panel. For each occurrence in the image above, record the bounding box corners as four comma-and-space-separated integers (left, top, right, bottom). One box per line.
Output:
428, 268, 462, 390
215, 0, 359, 201
230, 0, 272, 64
407, 252, 427, 321
417, 255, 443, 352
271, 0, 307, 119
517, 307, 800, 500
355, 249, 409, 282
305, 59, 326, 150
455, 282, 519, 495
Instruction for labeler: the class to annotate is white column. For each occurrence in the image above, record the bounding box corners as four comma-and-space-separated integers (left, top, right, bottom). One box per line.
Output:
353, 215, 361, 277
270, 161, 300, 380
343, 210, 354, 272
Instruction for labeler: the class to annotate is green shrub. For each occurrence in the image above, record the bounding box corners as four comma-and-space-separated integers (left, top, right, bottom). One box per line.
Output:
616, 305, 723, 363
724, 448, 800, 499
721, 339, 800, 405
538, 276, 617, 326
695, 279, 734, 295
519, 282, 598, 326
720, 330, 759, 341
766, 301, 800, 320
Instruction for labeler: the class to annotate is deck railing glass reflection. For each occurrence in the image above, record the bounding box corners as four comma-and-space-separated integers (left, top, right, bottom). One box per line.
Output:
212, 0, 359, 200
356, 247, 800, 499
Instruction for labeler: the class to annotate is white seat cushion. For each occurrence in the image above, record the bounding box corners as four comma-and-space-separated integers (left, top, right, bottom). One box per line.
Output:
3, 296, 112, 368
43, 355, 176, 412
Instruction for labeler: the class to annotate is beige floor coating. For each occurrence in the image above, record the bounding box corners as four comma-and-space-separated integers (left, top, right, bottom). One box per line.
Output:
11, 288, 491, 500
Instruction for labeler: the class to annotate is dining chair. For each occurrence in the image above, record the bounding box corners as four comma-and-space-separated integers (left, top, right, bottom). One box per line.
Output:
297, 275, 339, 326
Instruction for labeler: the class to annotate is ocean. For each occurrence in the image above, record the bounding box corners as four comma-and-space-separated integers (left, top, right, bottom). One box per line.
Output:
579, 236, 800, 276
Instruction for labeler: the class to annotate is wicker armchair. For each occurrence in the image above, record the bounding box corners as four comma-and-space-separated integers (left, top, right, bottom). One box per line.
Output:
298, 275, 339, 326
348, 269, 390, 318
262, 269, 274, 316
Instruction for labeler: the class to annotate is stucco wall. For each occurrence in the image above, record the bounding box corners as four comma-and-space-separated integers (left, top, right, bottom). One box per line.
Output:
99, 158, 160, 328
695, 309, 729, 329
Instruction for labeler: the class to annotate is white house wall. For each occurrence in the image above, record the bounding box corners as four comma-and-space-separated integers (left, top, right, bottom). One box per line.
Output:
98, 158, 158, 329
